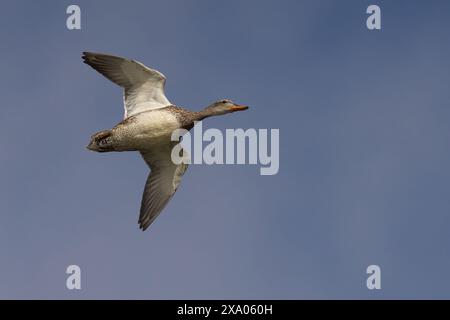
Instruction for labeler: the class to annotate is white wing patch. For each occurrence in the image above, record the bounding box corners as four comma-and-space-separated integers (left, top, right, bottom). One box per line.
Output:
82, 52, 171, 119
173, 162, 188, 190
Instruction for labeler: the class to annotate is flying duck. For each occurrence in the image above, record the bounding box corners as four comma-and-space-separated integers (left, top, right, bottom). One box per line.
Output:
83, 52, 248, 231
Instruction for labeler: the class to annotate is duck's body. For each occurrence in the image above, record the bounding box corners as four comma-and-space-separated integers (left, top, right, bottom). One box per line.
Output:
83, 52, 248, 231
89, 107, 187, 152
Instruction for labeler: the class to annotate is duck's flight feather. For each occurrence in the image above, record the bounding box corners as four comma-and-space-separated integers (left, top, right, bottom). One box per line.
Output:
139, 145, 189, 230
82, 52, 171, 119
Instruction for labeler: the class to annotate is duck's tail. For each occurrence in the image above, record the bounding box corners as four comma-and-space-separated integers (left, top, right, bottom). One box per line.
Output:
87, 130, 115, 152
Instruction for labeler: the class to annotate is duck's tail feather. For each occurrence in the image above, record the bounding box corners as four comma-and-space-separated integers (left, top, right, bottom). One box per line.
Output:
87, 130, 115, 152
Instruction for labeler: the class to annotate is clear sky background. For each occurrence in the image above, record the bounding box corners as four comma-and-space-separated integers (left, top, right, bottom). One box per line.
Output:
1, 0, 450, 299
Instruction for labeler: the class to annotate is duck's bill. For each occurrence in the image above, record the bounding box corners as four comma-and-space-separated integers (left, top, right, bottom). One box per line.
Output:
230, 105, 249, 112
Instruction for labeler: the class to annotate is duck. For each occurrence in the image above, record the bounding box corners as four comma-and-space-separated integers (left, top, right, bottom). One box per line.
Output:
82, 52, 248, 231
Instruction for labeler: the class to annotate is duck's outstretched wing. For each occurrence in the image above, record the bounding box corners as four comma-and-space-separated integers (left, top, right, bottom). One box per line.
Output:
138, 145, 189, 231
82, 52, 171, 119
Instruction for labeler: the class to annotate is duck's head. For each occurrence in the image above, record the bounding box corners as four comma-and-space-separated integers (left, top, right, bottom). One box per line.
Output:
202, 99, 249, 117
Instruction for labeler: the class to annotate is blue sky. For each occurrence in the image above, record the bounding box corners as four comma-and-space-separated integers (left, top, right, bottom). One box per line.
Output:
1, 0, 450, 299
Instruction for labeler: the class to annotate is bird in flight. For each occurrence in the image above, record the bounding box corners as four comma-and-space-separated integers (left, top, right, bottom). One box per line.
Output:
83, 52, 248, 231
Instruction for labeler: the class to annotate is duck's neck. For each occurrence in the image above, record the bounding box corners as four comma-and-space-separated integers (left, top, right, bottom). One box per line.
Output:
195, 108, 222, 121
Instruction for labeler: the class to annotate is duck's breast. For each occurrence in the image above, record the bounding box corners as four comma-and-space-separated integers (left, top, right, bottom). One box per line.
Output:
113, 109, 181, 150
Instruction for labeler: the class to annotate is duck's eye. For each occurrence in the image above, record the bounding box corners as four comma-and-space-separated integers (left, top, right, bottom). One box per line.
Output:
222, 100, 227, 104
